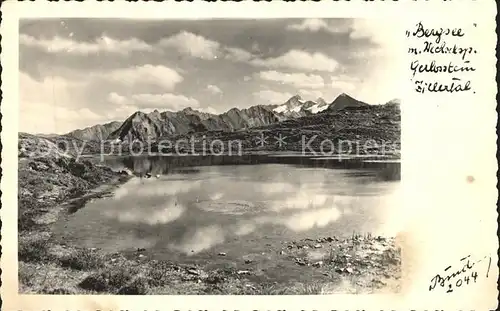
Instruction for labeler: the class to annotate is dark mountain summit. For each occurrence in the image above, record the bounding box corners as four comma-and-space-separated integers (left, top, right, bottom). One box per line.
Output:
327, 93, 369, 112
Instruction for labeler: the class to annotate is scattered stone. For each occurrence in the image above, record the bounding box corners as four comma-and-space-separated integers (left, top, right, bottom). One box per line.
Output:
218, 252, 227, 256
244, 259, 253, 264
119, 169, 133, 176
187, 269, 200, 276
312, 261, 323, 267
325, 237, 335, 242
313, 244, 322, 249
137, 248, 146, 252
346, 267, 354, 274
89, 247, 97, 251
295, 258, 307, 266
279, 250, 285, 255
138, 254, 146, 259
237, 270, 251, 275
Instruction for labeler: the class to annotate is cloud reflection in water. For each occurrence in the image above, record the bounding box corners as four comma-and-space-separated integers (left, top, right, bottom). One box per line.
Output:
80, 165, 399, 255
170, 225, 225, 255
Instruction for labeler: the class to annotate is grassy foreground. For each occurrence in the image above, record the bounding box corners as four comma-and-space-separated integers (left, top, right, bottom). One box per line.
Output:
18, 134, 401, 295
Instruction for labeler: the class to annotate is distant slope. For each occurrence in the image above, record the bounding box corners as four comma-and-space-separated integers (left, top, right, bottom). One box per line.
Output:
66, 121, 122, 141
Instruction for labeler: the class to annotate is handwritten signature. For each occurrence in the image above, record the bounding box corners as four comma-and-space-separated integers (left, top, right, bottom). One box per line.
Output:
429, 255, 492, 293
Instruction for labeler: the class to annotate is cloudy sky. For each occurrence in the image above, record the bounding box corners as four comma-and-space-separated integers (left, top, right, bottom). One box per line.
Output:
19, 18, 400, 134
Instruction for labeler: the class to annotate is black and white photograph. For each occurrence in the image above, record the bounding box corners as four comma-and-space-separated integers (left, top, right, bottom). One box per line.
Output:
18, 17, 402, 295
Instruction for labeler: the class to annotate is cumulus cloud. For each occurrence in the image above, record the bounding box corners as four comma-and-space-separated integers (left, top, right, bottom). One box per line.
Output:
206, 84, 223, 95
349, 19, 401, 59
21, 103, 102, 134
107, 104, 147, 121
348, 21, 403, 104
19, 72, 102, 134
107, 92, 128, 105
349, 19, 391, 45
159, 31, 220, 60
330, 75, 361, 92
221, 45, 340, 73
286, 18, 346, 33
251, 50, 339, 72
103, 65, 183, 90
258, 71, 325, 89
299, 89, 324, 100
19, 34, 154, 55
253, 90, 293, 105
224, 46, 254, 62
105, 91, 202, 118
131, 93, 200, 110
105, 93, 141, 119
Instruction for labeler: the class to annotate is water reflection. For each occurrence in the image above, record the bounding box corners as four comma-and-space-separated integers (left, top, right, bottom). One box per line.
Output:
170, 225, 226, 254
54, 160, 400, 260
101, 154, 401, 181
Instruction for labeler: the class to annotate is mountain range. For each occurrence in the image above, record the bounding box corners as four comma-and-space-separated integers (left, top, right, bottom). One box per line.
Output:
65, 93, 381, 142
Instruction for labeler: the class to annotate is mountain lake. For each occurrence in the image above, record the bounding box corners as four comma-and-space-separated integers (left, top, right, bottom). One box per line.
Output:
51, 154, 401, 284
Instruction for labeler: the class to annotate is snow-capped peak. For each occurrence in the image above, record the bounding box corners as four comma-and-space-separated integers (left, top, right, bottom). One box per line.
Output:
305, 103, 329, 114
273, 95, 305, 114
273, 95, 329, 115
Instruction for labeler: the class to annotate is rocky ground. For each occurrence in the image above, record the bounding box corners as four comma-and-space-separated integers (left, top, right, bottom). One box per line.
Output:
19, 234, 401, 295
18, 133, 402, 295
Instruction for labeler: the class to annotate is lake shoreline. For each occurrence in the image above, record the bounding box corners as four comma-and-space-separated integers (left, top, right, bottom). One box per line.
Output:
18, 138, 401, 294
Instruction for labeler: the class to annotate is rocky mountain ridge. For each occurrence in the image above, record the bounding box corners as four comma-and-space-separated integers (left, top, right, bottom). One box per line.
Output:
64, 93, 396, 143
144, 100, 401, 156
65, 121, 122, 142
